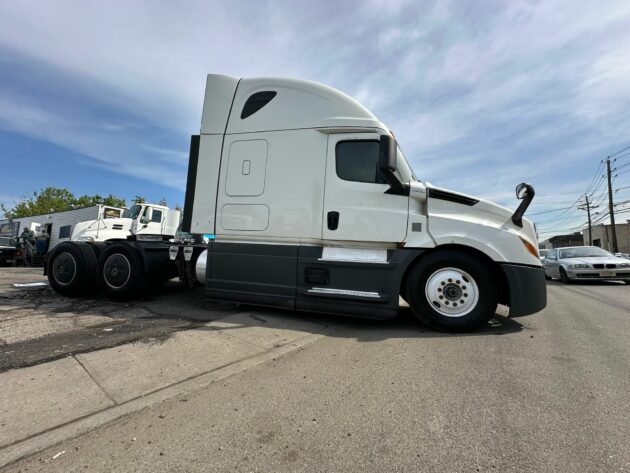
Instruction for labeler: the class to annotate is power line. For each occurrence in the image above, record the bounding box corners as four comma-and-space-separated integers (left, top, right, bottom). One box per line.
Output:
535, 144, 630, 240
587, 175, 606, 197
530, 205, 576, 216
609, 144, 630, 158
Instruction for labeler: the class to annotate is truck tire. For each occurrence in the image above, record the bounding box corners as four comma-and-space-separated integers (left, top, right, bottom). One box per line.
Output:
47, 242, 98, 296
97, 242, 146, 301
405, 250, 498, 332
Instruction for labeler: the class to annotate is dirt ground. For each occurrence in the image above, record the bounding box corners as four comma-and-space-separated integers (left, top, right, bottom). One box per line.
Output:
0, 268, 241, 372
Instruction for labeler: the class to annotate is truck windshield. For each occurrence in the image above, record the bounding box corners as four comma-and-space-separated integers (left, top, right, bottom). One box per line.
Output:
122, 204, 143, 219
559, 247, 612, 258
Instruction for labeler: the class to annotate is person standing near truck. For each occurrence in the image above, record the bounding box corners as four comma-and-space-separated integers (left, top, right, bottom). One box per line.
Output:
36, 230, 49, 255
19, 227, 36, 265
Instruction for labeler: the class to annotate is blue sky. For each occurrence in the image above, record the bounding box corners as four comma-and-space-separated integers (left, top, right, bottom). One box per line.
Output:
1, 0, 629, 239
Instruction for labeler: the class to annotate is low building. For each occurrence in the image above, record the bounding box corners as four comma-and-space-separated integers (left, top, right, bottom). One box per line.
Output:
583, 221, 630, 253
0, 205, 123, 252
540, 232, 584, 249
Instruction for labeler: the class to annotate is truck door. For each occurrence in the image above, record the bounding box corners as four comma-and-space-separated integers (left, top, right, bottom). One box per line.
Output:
322, 134, 408, 243
136, 206, 163, 235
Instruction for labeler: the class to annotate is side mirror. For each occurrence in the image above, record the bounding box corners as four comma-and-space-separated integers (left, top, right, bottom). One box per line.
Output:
378, 135, 407, 195
142, 207, 153, 223
511, 182, 535, 227
516, 183, 532, 200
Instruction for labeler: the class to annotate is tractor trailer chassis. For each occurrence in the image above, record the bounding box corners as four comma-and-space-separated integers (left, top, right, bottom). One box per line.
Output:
45, 240, 206, 300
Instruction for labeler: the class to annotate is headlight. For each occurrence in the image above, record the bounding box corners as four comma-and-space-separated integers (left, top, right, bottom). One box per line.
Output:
568, 264, 589, 269
617, 262, 630, 268
73, 236, 95, 242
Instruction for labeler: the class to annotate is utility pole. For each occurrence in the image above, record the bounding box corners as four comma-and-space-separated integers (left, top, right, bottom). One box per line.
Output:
605, 158, 619, 253
578, 195, 597, 245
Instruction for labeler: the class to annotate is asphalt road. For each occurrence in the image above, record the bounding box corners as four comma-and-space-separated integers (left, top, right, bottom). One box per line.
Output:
4, 279, 630, 472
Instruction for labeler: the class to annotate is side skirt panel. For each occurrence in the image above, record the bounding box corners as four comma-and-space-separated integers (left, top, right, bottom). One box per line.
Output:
205, 241, 297, 309
296, 246, 422, 319
204, 242, 422, 319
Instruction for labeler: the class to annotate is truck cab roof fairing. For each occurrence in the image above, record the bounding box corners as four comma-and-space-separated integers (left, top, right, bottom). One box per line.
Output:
201, 75, 386, 135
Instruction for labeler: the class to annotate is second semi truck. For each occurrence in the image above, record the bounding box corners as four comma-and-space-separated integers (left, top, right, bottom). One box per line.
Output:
45, 74, 547, 332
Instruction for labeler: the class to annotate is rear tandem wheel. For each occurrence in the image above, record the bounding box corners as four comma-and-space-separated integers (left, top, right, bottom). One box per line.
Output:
46, 242, 98, 296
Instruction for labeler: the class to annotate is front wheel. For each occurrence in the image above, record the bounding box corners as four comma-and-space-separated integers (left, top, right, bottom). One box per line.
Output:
559, 267, 571, 284
405, 251, 498, 332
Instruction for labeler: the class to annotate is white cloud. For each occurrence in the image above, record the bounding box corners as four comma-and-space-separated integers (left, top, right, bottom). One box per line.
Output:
1, 0, 630, 236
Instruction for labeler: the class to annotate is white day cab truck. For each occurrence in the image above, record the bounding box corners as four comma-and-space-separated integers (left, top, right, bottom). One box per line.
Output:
71, 202, 180, 243
45, 74, 547, 332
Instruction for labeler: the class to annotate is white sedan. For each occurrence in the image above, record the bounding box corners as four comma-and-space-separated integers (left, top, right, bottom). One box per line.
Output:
543, 246, 630, 284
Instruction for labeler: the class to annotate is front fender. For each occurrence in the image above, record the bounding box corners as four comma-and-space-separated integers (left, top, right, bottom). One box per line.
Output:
427, 215, 541, 266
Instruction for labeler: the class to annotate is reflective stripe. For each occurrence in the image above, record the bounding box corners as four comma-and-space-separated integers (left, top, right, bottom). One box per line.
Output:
320, 247, 387, 264
308, 287, 380, 298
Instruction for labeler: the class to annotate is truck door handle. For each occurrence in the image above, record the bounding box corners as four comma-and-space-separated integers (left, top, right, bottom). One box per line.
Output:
327, 211, 339, 231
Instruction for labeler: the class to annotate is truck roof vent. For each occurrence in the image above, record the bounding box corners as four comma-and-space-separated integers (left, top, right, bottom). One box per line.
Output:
240, 91, 277, 119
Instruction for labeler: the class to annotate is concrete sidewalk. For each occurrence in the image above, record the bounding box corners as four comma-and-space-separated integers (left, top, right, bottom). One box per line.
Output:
0, 310, 330, 468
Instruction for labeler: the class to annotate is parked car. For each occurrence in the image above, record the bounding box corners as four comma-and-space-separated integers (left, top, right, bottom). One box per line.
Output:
543, 246, 630, 283
0, 236, 16, 266
539, 248, 549, 261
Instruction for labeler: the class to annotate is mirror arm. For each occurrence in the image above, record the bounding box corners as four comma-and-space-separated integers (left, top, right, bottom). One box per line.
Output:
378, 134, 409, 196
383, 179, 409, 196
512, 184, 535, 227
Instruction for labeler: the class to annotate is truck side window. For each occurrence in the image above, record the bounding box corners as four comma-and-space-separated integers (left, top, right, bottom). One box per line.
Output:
151, 209, 162, 223
336, 141, 386, 184
59, 225, 71, 239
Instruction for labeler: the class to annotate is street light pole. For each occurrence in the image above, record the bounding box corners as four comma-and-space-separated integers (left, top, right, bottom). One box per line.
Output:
579, 195, 598, 246
605, 158, 619, 253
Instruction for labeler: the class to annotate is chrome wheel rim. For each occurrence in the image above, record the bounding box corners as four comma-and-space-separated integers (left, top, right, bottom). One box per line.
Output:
425, 267, 479, 317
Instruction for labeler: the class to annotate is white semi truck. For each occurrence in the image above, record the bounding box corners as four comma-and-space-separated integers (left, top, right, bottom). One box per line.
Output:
71, 202, 180, 243
45, 74, 546, 331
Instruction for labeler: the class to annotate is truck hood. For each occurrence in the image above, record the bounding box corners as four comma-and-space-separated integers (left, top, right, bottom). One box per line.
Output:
71, 217, 132, 241
425, 184, 538, 244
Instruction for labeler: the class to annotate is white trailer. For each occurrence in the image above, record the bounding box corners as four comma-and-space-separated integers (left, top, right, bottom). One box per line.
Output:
45, 74, 547, 332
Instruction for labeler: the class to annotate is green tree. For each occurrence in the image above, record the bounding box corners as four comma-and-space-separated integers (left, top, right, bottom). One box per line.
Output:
75, 194, 126, 208
133, 195, 146, 204
158, 198, 168, 206
1, 187, 126, 219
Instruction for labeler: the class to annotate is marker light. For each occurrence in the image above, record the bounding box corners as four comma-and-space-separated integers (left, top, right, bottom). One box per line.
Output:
519, 237, 539, 258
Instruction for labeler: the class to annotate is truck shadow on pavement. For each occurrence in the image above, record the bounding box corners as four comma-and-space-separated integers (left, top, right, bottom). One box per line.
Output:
302, 306, 524, 342
1, 280, 523, 373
